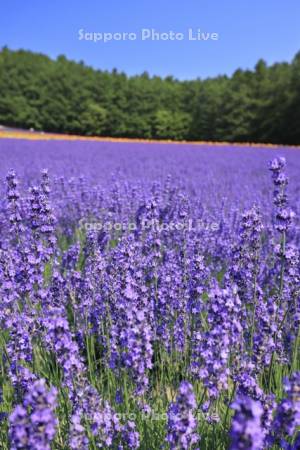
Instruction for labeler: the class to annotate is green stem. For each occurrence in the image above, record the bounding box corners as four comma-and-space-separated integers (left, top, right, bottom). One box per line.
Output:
224, 381, 237, 428
249, 257, 259, 354
268, 230, 286, 391
292, 326, 300, 372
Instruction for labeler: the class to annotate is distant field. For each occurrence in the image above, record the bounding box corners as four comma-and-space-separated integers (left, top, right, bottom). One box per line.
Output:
1, 127, 297, 148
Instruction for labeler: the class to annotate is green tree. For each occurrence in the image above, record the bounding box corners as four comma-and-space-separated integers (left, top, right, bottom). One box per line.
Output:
154, 110, 191, 140
79, 103, 107, 136
0, 47, 299, 144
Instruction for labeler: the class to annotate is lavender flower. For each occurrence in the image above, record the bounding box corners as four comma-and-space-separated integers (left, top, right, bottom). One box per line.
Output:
6, 169, 24, 239
69, 412, 89, 450
42, 307, 84, 396
191, 283, 243, 398
9, 379, 57, 450
269, 157, 295, 232
271, 372, 300, 447
166, 381, 199, 450
229, 395, 264, 450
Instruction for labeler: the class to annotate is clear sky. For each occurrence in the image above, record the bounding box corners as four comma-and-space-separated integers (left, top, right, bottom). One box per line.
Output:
1, 0, 300, 80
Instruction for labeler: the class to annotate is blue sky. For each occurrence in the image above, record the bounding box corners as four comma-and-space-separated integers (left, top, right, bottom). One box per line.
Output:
1, 0, 300, 80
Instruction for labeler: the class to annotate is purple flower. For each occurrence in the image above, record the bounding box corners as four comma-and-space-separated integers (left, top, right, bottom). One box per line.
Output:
69, 412, 89, 450
166, 381, 199, 450
6, 169, 24, 238
191, 283, 243, 398
42, 307, 84, 396
271, 372, 300, 447
269, 157, 294, 232
229, 395, 264, 450
9, 379, 57, 450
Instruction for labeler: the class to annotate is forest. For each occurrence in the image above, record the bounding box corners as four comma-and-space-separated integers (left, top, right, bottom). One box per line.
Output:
0, 47, 299, 144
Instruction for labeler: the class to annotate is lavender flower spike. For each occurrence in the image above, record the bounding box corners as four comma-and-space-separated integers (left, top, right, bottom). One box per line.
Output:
9, 378, 58, 450
166, 381, 199, 450
229, 395, 264, 450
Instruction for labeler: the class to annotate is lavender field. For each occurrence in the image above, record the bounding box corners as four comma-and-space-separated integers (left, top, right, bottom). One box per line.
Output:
0, 138, 299, 449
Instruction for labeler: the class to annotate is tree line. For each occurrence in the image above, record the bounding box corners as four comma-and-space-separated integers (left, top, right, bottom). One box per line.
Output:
0, 47, 299, 144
